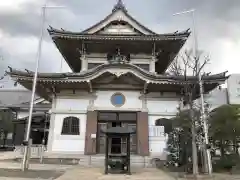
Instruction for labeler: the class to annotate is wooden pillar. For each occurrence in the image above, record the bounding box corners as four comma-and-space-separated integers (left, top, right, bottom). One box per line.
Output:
84, 111, 98, 155
137, 112, 149, 156
127, 135, 131, 175
105, 135, 109, 174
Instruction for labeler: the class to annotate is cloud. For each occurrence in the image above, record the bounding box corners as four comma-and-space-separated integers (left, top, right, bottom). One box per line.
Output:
0, 0, 239, 86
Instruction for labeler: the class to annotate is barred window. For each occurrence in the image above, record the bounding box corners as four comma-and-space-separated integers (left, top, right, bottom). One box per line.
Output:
61, 116, 80, 135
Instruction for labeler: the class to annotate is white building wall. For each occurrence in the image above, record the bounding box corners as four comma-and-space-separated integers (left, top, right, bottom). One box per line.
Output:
94, 90, 142, 110
48, 90, 180, 157
227, 74, 240, 104
203, 88, 228, 110
51, 114, 86, 153
17, 111, 29, 119
147, 94, 180, 159
49, 96, 89, 154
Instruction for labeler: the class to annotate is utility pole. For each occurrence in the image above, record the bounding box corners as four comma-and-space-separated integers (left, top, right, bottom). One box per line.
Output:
22, 0, 65, 171
22, 3, 47, 171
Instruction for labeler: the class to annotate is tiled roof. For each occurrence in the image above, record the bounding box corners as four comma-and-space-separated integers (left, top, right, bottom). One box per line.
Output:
0, 89, 39, 107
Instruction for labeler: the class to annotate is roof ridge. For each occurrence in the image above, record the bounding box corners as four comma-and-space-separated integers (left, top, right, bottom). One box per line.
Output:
112, 0, 127, 13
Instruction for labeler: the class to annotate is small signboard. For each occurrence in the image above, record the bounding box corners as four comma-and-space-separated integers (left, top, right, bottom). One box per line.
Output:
91, 134, 96, 138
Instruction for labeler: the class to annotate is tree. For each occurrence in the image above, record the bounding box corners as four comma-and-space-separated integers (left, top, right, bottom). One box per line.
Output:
209, 105, 240, 156
167, 50, 211, 175
167, 108, 202, 172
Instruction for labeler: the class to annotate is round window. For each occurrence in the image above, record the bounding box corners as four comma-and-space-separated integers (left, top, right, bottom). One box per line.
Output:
111, 93, 125, 107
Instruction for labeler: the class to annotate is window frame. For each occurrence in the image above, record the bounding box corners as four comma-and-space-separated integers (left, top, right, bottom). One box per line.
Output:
61, 116, 80, 135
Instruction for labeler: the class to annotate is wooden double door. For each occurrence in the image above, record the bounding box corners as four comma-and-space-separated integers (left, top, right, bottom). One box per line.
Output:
96, 112, 137, 154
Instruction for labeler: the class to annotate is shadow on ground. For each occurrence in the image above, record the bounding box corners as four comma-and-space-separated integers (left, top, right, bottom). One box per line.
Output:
0, 168, 64, 179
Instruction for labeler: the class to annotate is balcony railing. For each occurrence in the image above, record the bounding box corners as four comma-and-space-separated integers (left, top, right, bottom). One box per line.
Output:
149, 126, 166, 137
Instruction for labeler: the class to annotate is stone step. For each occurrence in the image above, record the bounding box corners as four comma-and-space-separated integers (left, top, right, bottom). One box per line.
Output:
10, 149, 158, 168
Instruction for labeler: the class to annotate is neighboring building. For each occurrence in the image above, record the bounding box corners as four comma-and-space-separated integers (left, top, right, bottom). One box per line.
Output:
197, 87, 228, 111
6, 0, 227, 158
226, 74, 240, 105
0, 89, 51, 146
194, 74, 240, 111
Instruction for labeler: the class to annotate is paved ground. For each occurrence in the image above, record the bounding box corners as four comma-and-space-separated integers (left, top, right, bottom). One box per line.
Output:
1, 152, 240, 180
0, 163, 240, 180
0, 161, 175, 180
55, 167, 175, 180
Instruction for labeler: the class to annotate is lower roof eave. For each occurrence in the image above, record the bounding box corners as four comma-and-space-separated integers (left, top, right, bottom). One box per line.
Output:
12, 79, 226, 101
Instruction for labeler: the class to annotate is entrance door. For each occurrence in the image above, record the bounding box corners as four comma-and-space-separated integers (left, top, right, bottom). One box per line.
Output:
96, 123, 107, 154
97, 112, 137, 154
122, 123, 137, 154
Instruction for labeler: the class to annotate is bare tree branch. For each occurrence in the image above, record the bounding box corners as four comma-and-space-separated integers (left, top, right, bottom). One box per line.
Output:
168, 56, 184, 76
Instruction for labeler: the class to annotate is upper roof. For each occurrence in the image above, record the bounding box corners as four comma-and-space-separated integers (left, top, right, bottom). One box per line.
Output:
81, 0, 156, 35
48, 0, 190, 73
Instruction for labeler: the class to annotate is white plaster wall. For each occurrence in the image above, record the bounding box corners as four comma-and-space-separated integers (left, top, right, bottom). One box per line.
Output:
55, 98, 89, 111
17, 111, 29, 119
147, 98, 180, 117
51, 114, 86, 153
147, 97, 179, 159
148, 115, 173, 159
49, 92, 179, 156
94, 90, 142, 110
149, 136, 168, 160
50, 96, 89, 153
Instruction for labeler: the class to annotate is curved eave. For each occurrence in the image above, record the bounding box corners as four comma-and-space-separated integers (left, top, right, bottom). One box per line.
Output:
7, 65, 228, 101
7, 64, 228, 84
48, 28, 190, 41
48, 28, 190, 73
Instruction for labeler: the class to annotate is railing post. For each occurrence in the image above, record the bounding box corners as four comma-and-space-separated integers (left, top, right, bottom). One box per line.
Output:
40, 144, 45, 163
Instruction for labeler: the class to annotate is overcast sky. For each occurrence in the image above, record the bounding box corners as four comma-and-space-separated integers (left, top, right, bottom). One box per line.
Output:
0, 0, 239, 88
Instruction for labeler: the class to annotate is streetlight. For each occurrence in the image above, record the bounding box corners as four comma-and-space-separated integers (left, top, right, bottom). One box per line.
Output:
173, 9, 212, 175
22, 0, 65, 171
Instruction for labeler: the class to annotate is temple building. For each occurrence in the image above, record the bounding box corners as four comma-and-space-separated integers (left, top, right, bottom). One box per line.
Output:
7, 0, 227, 159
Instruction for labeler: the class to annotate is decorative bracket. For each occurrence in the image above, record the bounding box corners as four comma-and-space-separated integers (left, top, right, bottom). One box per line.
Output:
87, 80, 93, 93
107, 70, 127, 78
51, 86, 57, 96
143, 81, 149, 94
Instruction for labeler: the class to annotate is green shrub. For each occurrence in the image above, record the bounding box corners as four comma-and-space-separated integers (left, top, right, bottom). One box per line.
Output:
213, 154, 240, 172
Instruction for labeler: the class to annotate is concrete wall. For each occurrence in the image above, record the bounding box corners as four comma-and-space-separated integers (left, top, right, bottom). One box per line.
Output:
227, 74, 240, 104
204, 88, 228, 110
